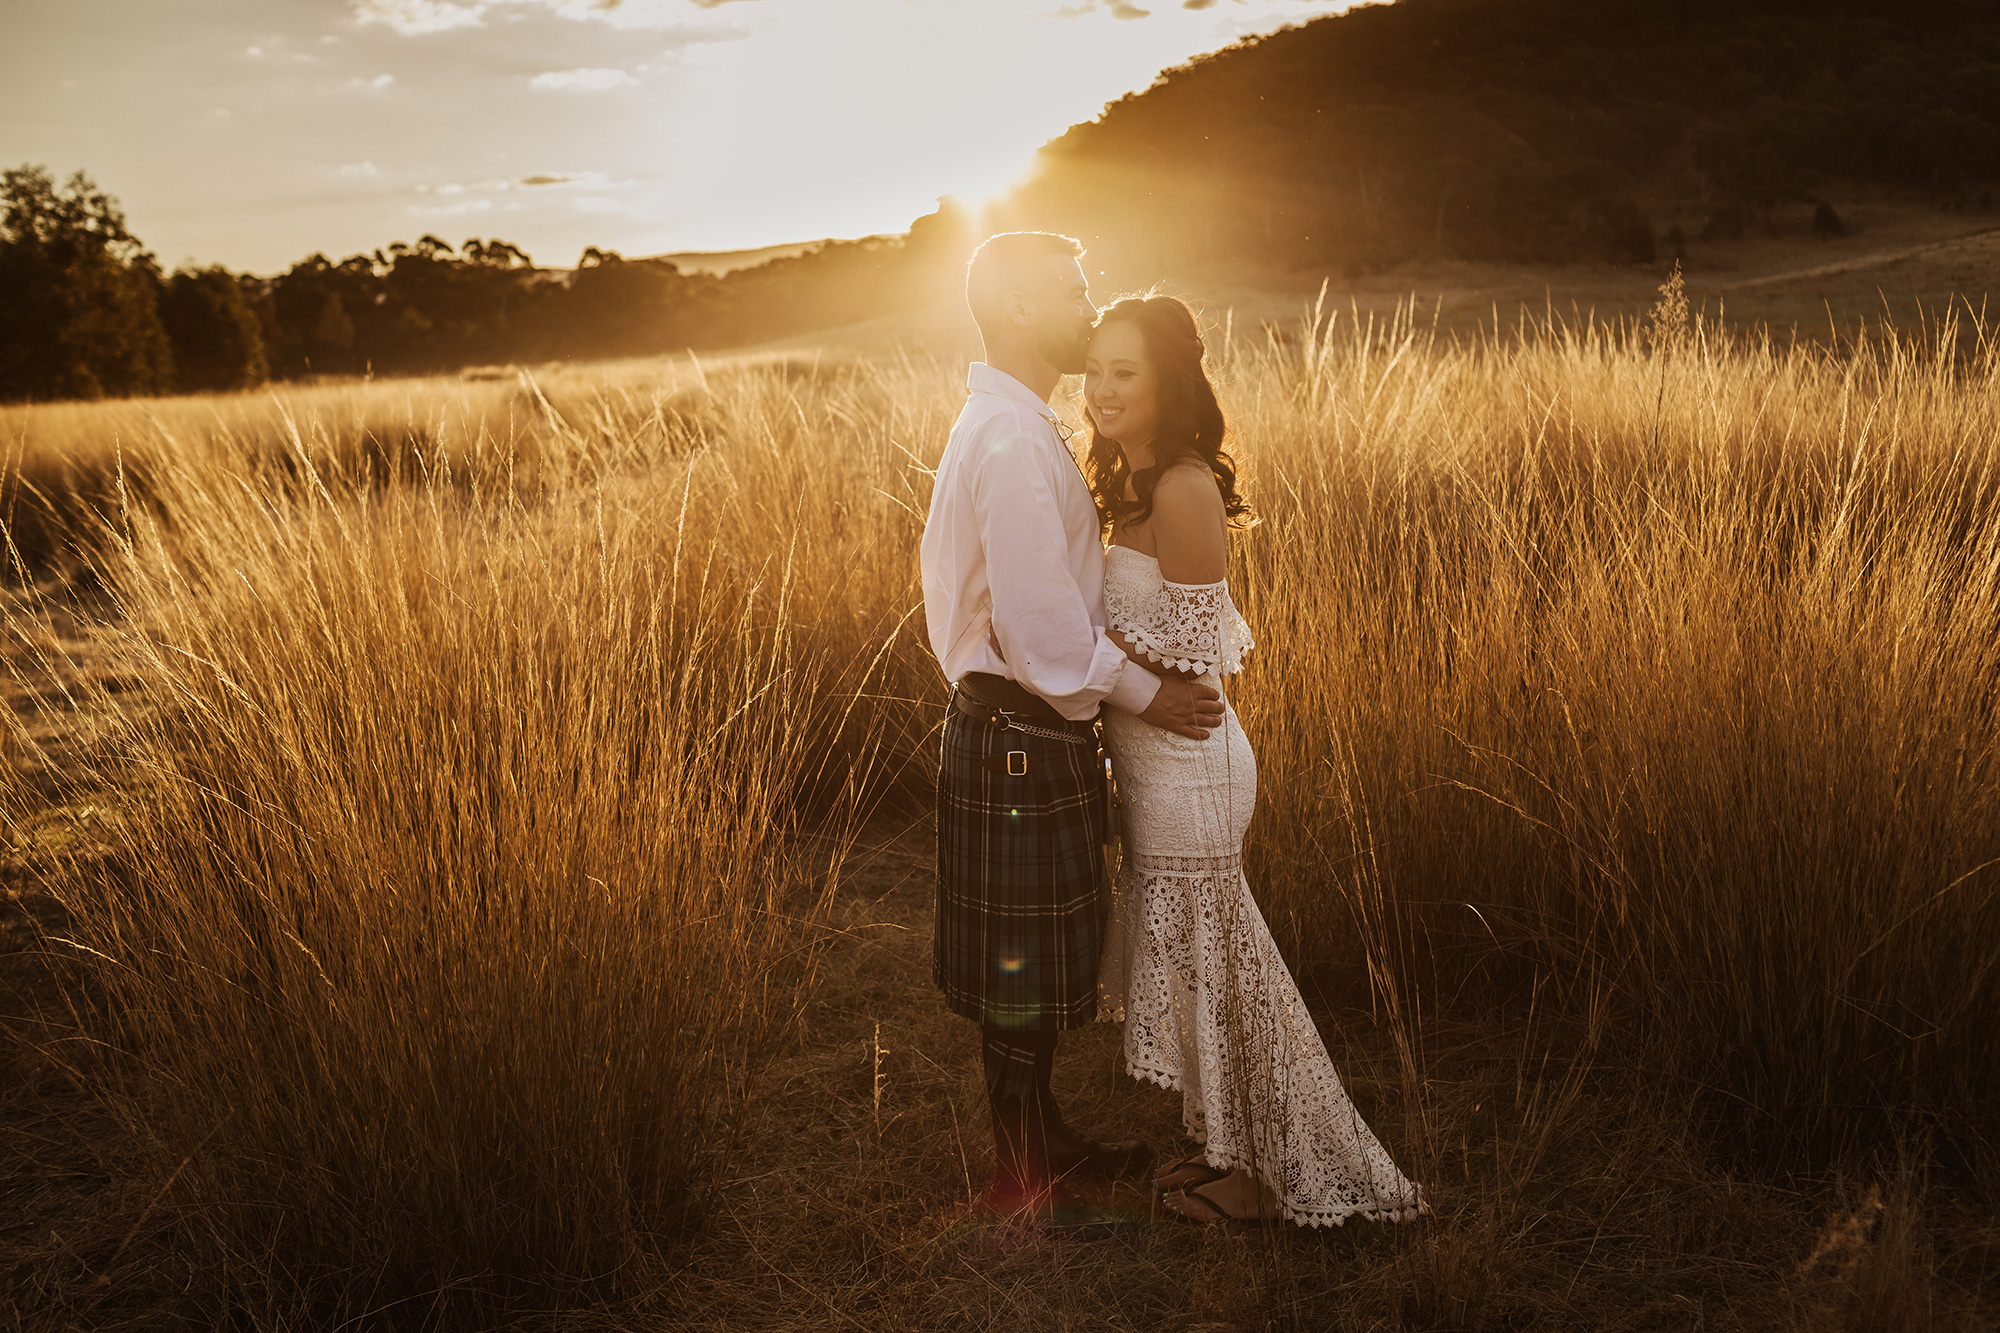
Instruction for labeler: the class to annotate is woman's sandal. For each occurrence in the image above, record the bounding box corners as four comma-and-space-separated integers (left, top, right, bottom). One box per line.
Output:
1152, 1153, 1230, 1194
1160, 1182, 1283, 1227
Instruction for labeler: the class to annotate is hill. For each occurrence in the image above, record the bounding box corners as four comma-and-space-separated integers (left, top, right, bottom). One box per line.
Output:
1003, 0, 2000, 280
655, 239, 839, 277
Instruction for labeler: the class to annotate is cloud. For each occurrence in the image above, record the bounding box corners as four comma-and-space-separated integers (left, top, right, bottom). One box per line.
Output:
245, 35, 321, 61
353, 0, 758, 35
354, 0, 489, 34
1052, 0, 1284, 14
542, 0, 759, 19
405, 170, 635, 218
409, 198, 496, 217
658, 20, 750, 49
337, 161, 382, 178
1052, 0, 1154, 15
529, 67, 637, 90
416, 171, 625, 195
345, 73, 396, 92
517, 170, 620, 187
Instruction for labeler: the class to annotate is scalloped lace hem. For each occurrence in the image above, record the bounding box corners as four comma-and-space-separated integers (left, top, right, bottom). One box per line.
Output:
1102, 554, 1254, 677
1125, 1054, 1184, 1094
1123, 1055, 1428, 1228
1109, 618, 1240, 678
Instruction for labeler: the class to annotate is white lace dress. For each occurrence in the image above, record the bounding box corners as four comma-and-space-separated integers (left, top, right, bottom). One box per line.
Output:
1099, 544, 1424, 1228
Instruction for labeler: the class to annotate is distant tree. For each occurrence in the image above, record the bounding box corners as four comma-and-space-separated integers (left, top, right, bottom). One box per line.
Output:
0, 165, 172, 401
1907, 107, 2000, 188
1587, 198, 1657, 265
311, 291, 357, 373
560, 249, 694, 357
1700, 204, 1747, 241
1812, 202, 1846, 238
160, 265, 268, 393
463, 238, 531, 268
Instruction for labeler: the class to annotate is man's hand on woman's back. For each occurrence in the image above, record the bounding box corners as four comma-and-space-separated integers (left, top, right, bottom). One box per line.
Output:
1139, 675, 1225, 739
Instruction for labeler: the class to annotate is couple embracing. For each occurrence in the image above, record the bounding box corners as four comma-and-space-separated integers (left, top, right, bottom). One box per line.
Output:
920, 232, 1426, 1229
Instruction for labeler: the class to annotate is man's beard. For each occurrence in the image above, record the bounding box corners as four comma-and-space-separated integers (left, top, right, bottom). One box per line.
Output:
1035, 320, 1091, 376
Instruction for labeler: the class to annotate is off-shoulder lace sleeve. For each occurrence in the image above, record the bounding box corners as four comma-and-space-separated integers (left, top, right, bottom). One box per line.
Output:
1105, 577, 1255, 676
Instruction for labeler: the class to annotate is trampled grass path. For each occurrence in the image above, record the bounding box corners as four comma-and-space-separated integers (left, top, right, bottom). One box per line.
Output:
1716, 224, 2000, 294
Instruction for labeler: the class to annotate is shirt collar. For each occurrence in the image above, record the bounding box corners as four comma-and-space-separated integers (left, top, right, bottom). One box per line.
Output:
966, 362, 1059, 424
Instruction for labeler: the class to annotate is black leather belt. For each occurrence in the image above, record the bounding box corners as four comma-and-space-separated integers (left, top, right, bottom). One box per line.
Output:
955, 671, 1090, 726
952, 673, 1098, 775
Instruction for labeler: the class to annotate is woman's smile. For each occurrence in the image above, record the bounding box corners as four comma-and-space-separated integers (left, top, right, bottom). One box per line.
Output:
1083, 319, 1156, 446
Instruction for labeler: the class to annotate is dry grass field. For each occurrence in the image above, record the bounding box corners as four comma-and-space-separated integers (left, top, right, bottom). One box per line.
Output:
4, 282, 2000, 1330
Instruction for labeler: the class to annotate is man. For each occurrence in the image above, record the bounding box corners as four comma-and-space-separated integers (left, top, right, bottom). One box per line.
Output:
920, 232, 1225, 1220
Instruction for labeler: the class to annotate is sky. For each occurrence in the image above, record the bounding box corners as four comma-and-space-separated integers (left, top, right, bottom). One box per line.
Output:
0, 0, 1346, 275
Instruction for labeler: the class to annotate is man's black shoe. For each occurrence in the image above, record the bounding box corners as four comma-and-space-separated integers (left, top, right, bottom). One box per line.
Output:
1046, 1122, 1154, 1184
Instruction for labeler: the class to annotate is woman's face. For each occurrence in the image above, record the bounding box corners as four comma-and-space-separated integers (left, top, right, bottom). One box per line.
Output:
1083, 319, 1159, 449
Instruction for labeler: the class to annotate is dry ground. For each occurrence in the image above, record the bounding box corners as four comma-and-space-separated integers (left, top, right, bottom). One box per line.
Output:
651, 818, 2000, 1333
0, 595, 192, 1332
6, 801, 2000, 1331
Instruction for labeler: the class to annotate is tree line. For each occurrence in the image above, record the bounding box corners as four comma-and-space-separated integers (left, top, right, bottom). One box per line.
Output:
0, 164, 975, 403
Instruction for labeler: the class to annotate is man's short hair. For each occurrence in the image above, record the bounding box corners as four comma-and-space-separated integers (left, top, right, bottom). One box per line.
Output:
965, 231, 1085, 336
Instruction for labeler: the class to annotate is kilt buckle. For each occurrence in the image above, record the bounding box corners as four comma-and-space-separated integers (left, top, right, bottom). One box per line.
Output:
977, 745, 1032, 776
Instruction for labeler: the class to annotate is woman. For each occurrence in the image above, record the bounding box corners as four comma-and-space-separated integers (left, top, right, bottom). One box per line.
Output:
1083, 295, 1424, 1226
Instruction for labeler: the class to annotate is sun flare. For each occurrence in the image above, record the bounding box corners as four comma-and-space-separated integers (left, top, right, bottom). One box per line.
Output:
1, 0, 1346, 271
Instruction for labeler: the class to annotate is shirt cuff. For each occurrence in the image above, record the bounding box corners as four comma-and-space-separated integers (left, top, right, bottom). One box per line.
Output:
1106, 658, 1162, 715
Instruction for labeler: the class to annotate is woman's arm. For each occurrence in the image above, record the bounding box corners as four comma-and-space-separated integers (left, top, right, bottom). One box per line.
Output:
1110, 625, 1187, 673
1109, 464, 1230, 674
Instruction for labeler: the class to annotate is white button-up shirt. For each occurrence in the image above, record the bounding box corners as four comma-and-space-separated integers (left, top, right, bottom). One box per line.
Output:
921, 362, 1162, 721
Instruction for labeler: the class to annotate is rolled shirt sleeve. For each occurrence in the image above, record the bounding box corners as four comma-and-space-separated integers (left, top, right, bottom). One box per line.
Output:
973, 431, 1162, 721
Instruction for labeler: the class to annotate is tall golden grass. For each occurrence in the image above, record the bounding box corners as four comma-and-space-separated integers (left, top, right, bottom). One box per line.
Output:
1233, 292, 2000, 1161
4, 290, 1997, 1320
3, 356, 946, 1321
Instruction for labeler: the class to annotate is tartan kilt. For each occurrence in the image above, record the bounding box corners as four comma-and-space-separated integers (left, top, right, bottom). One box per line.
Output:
934, 708, 1108, 1032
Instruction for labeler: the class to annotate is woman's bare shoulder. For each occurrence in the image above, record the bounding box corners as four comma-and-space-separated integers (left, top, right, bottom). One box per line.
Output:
1150, 461, 1225, 515
1149, 461, 1228, 582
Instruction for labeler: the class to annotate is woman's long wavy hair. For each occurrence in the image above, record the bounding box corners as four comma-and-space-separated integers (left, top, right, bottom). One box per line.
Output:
1082, 295, 1255, 534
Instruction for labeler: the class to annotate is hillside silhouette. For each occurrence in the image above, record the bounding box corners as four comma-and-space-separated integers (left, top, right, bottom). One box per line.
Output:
7, 0, 2000, 401
1006, 0, 2000, 276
